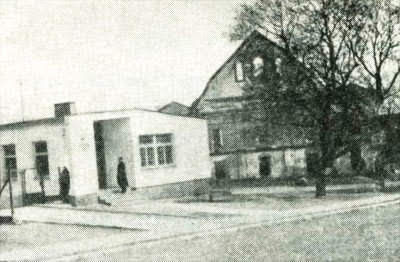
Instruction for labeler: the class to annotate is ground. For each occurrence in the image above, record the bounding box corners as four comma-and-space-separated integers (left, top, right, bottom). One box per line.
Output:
0, 222, 129, 253
73, 205, 400, 261
176, 192, 377, 211
1, 189, 400, 261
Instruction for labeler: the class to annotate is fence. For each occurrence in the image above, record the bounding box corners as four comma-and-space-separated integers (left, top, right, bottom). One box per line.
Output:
0, 169, 15, 222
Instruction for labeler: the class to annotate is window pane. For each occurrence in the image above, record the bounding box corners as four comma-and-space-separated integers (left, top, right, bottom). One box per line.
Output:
156, 134, 172, 143
253, 56, 264, 77
165, 145, 173, 164
147, 147, 155, 166
35, 142, 48, 153
157, 146, 165, 165
139, 135, 153, 144
5, 158, 17, 169
213, 129, 222, 146
140, 148, 147, 167
3, 145, 15, 156
235, 61, 244, 81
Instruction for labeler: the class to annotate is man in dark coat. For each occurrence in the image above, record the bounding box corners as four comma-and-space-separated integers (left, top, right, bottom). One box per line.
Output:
117, 157, 128, 193
59, 166, 70, 203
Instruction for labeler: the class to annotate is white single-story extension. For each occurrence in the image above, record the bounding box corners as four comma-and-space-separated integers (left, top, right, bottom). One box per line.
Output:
0, 103, 211, 207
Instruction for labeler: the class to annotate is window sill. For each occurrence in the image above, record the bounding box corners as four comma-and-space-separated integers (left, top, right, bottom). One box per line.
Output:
141, 164, 176, 170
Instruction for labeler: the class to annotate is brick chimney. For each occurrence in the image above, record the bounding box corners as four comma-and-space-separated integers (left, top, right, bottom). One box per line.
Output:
54, 102, 76, 118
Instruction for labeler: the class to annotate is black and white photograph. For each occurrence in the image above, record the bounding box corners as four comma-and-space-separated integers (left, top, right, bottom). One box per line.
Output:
1, 0, 400, 261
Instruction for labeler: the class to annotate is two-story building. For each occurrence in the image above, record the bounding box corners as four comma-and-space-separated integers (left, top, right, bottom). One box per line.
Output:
191, 31, 309, 180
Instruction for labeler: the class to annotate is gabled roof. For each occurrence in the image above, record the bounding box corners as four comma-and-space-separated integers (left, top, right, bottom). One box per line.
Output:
190, 30, 282, 113
159, 101, 189, 111
158, 101, 191, 116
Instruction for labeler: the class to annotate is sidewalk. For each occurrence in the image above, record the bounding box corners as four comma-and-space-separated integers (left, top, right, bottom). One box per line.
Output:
231, 183, 378, 195
1, 191, 400, 261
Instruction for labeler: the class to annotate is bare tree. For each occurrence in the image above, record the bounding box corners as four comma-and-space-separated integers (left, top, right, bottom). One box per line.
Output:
230, 0, 381, 197
348, 0, 400, 188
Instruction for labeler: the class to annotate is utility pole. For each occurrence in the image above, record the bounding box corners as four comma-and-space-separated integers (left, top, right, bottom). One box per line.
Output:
19, 80, 25, 122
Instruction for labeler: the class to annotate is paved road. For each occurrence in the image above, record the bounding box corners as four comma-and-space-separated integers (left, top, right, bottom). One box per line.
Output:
63, 204, 400, 261
1, 192, 400, 261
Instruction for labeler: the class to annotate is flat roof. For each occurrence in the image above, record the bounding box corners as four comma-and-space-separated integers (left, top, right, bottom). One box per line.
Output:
72, 107, 204, 120
0, 106, 204, 129
0, 117, 64, 130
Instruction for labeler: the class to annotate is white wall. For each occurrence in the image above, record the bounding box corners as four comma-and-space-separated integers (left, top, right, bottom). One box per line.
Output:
0, 121, 66, 196
0, 109, 211, 200
66, 110, 211, 195
65, 116, 98, 197
130, 111, 211, 188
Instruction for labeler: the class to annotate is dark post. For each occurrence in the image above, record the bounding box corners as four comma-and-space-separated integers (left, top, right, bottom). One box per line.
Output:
39, 173, 46, 204
8, 168, 14, 218
37, 162, 46, 203
20, 169, 26, 206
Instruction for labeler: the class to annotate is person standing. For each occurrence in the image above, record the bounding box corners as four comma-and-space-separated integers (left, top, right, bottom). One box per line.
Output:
59, 166, 70, 203
117, 157, 128, 193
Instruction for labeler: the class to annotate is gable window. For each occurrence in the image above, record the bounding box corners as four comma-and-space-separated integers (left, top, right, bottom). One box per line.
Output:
275, 58, 282, 75
235, 61, 245, 82
212, 129, 223, 151
253, 56, 264, 77
34, 141, 50, 179
139, 134, 174, 168
3, 144, 18, 181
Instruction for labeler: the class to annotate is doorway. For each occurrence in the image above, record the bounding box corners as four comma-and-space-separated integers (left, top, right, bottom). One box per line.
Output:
259, 155, 271, 178
93, 118, 133, 189
215, 160, 227, 180
94, 122, 107, 189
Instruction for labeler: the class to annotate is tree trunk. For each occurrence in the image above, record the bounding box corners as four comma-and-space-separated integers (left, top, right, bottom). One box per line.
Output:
379, 175, 386, 191
316, 102, 335, 198
315, 170, 327, 197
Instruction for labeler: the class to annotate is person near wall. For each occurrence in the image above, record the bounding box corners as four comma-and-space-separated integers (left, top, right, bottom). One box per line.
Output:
117, 157, 129, 193
59, 166, 70, 203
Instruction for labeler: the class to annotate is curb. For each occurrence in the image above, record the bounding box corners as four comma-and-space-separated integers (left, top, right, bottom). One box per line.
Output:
42, 196, 400, 262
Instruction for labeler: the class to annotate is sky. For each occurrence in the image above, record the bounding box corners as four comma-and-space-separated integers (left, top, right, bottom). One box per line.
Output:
0, 0, 248, 123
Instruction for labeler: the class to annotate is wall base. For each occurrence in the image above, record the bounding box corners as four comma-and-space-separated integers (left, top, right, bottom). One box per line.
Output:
134, 179, 210, 199
70, 193, 98, 206
0, 195, 23, 209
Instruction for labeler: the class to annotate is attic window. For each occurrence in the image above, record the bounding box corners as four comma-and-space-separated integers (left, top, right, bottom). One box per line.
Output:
253, 56, 264, 77
275, 58, 282, 75
235, 61, 245, 82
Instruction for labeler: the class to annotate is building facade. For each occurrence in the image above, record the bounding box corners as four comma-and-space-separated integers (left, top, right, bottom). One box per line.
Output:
191, 31, 308, 180
0, 103, 211, 208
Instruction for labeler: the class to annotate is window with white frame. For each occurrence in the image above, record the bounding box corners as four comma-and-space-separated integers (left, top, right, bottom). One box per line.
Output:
139, 134, 174, 167
3, 144, 18, 181
235, 61, 245, 82
253, 56, 264, 77
275, 57, 282, 75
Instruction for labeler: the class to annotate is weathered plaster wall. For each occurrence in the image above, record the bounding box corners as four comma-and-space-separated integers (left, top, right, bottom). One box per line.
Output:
211, 148, 307, 180
244, 151, 285, 178
202, 59, 245, 102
